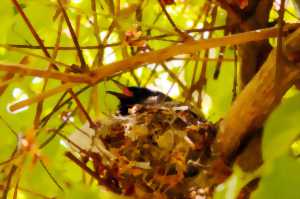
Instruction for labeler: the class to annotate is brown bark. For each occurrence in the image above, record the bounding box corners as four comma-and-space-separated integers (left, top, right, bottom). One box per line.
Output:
215, 28, 300, 160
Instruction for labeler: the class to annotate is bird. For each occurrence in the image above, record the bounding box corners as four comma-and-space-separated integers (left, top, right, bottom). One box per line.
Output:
106, 80, 172, 115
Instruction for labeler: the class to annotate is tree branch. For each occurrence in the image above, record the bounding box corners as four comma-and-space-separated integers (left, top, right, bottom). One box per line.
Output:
0, 62, 92, 83
215, 28, 300, 160
89, 24, 299, 84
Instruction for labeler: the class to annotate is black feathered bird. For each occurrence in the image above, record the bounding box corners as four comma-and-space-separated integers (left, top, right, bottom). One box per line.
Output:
107, 83, 172, 115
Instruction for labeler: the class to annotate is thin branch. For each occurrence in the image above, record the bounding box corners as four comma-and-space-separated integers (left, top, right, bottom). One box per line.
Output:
0, 116, 18, 138
4, 46, 71, 68
65, 152, 99, 181
157, 0, 187, 38
9, 82, 77, 112
40, 86, 90, 128
7, 24, 300, 112
232, 45, 238, 101
68, 89, 96, 129
11, 0, 59, 70
0, 62, 92, 83
0, 25, 227, 51
89, 24, 300, 84
40, 160, 64, 191
1, 43, 119, 50
2, 165, 18, 199
57, 0, 88, 70
34, 15, 64, 129
275, 0, 286, 81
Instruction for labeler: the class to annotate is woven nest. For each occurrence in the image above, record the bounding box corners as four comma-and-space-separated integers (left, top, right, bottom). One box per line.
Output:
69, 102, 217, 199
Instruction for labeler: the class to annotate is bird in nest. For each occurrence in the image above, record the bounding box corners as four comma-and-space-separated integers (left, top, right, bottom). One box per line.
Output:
106, 79, 173, 115
68, 80, 217, 199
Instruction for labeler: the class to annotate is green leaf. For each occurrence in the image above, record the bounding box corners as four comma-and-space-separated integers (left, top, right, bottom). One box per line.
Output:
252, 155, 300, 199
262, 94, 300, 161
251, 93, 300, 199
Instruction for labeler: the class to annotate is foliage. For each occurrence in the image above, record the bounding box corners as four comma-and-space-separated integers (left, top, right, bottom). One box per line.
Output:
0, 0, 299, 198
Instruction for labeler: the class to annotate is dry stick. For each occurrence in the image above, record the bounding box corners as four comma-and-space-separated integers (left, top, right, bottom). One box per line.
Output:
39, 113, 70, 149
195, 4, 218, 106
157, 0, 186, 38
57, 0, 87, 70
174, 57, 235, 62
143, 64, 159, 86
12, 175, 20, 199
65, 152, 100, 181
215, 28, 300, 160
68, 89, 96, 128
0, 62, 91, 83
1, 25, 227, 51
9, 24, 300, 112
4, 46, 71, 68
2, 165, 17, 199
232, 45, 238, 101
146, 45, 187, 90
40, 160, 64, 191
91, 0, 102, 46
9, 82, 76, 112
190, 1, 211, 88
39, 86, 89, 127
90, 24, 300, 84
34, 16, 64, 129
0, 116, 19, 166
12, 0, 96, 129
10, 0, 59, 70
213, 29, 229, 79
91, 0, 104, 67
276, 0, 286, 82
161, 63, 186, 90
1, 43, 120, 50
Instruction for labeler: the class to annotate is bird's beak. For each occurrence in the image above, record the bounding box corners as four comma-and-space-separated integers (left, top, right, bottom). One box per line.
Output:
107, 79, 134, 98
108, 79, 133, 97
106, 91, 129, 99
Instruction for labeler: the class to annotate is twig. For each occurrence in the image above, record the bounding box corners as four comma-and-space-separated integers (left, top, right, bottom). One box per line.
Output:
11, 0, 59, 70
0, 25, 227, 51
0, 116, 18, 138
12, 174, 20, 199
68, 89, 96, 129
4, 46, 71, 68
1, 43, 119, 50
90, 24, 300, 84
157, 0, 186, 38
57, 0, 88, 70
232, 45, 238, 101
40, 160, 64, 191
39, 116, 69, 149
65, 152, 99, 181
34, 15, 64, 129
9, 82, 77, 112
7, 24, 300, 112
160, 63, 186, 90
0, 63, 92, 83
276, 0, 286, 82
2, 165, 17, 199
40, 86, 90, 127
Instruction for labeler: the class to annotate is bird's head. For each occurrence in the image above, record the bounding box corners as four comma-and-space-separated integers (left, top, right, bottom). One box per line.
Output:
107, 80, 171, 115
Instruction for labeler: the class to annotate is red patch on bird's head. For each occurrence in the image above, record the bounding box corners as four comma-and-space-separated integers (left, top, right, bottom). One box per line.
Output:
123, 88, 133, 97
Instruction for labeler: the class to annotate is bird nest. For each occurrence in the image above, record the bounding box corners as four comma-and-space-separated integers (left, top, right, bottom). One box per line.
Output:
68, 102, 217, 199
